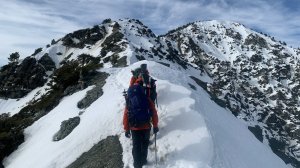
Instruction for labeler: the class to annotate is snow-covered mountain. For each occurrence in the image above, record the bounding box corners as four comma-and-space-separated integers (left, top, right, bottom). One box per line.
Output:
0, 18, 299, 168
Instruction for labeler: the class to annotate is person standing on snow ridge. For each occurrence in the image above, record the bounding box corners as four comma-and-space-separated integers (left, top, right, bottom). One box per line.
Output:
123, 77, 159, 168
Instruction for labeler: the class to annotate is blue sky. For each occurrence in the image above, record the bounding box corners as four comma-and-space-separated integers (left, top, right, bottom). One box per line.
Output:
0, 0, 299, 66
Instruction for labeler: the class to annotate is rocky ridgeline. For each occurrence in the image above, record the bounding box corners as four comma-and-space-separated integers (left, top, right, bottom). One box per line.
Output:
62, 25, 107, 49
162, 21, 300, 167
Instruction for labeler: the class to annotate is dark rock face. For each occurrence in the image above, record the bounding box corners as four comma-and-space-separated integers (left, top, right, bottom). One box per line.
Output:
0, 115, 24, 166
66, 136, 123, 168
113, 56, 127, 67
225, 28, 242, 40
188, 83, 196, 90
53, 117, 80, 141
31, 48, 43, 56
77, 72, 109, 109
99, 22, 128, 68
62, 25, 106, 48
38, 53, 56, 71
100, 31, 124, 64
53, 54, 103, 91
250, 54, 264, 62
101, 32, 124, 51
0, 57, 47, 99
190, 76, 207, 90
244, 34, 268, 48
248, 126, 263, 142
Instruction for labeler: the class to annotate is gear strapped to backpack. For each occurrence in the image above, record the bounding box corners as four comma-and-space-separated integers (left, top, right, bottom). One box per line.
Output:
126, 84, 152, 127
131, 64, 157, 103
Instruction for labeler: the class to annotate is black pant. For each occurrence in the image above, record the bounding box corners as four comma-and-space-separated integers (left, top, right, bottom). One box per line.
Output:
131, 129, 150, 168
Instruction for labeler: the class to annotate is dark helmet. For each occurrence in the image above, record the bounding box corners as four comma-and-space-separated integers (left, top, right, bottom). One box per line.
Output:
140, 64, 147, 74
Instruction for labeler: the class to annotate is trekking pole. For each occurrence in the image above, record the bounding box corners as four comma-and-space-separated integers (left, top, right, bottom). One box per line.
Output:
155, 133, 158, 166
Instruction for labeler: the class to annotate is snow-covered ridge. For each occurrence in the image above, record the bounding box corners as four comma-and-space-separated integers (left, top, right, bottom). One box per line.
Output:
3, 61, 289, 168
0, 18, 299, 167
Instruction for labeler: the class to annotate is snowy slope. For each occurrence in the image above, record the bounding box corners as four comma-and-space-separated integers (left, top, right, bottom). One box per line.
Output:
3, 61, 289, 168
0, 83, 51, 116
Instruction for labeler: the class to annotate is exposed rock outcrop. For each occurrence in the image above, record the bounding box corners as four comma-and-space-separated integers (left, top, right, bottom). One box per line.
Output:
0, 57, 50, 99
53, 117, 80, 141
66, 136, 123, 168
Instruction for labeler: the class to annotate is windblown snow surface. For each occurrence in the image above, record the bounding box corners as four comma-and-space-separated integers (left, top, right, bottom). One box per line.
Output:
2, 61, 289, 168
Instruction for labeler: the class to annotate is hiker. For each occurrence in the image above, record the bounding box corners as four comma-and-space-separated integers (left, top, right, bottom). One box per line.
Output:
123, 77, 159, 168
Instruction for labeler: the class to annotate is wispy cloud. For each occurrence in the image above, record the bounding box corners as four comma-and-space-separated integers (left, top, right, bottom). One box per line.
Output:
0, 0, 81, 65
0, 0, 299, 66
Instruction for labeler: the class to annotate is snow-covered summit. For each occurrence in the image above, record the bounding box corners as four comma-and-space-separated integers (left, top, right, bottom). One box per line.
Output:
163, 19, 298, 62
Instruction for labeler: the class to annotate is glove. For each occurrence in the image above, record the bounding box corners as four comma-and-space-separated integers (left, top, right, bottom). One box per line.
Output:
153, 127, 159, 134
125, 131, 131, 138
